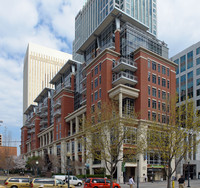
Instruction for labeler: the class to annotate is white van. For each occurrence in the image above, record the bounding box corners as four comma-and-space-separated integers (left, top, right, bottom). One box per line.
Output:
52, 175, 66, 181
65, 176, 82, 186
52, 175, 82, 186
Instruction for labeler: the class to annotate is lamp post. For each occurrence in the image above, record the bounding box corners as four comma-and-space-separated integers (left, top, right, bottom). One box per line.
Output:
137, 160, 139, 188
187, 161, 190, 187
152, 167, 154, 183
36, 161, 39, 177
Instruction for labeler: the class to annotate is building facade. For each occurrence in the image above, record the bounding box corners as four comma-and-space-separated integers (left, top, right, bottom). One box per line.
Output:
23, 43, 72, 122
171, 41, 200, 180
21, 0, 177, 183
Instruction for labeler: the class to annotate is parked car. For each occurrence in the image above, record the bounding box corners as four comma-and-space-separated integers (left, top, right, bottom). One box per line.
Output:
52, 175, 66, 181
4, 177, 32, 188
30, 178, 75, 188
65, 176, 82, 186
52, 175, 82, 186
84, 178, 120, 188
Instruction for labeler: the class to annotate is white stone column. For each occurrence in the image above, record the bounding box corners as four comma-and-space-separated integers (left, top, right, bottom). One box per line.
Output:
70, 120, 73, 135
43, 135, 45, 146
117, 92, 124, 183
74, 138, 78, 174
53, 143, 57, 155
49, 132, 51, 144
76, 116, 79, 133
119, 92, 123, 118
61, 141, 66, 174
82, 113, 85, 131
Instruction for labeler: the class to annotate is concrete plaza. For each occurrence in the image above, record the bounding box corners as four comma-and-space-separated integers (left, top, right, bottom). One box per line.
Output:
119, 180, 200, 188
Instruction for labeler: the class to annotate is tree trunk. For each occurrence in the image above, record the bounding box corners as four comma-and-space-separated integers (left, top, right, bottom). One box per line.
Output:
110, 173, 113, 188
167, 164, 172, 188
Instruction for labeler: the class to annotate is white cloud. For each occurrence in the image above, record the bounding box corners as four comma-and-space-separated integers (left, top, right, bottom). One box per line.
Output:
157, 0, 200, 57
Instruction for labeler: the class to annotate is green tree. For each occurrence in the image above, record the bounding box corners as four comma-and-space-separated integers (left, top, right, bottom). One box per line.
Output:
147, 98, 200, 188
84, 102, 140, 188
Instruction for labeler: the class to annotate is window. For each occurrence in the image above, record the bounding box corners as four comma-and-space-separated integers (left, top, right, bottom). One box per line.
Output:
91, 105, 95, 113
162, 66, 166, 74
197, 100, 200, 107
152, 61, 156, 70
167, 68, 169, 76
95, 91, 98, 100
152, 100, 157, 109
148, 99, 151, 107
99, 62, 102, 71
148, 72, 151, 81
187, 51, 193, 69
158, 90, 160, 98
162, 103, 166, 112
162, 78, 166, 87
174, 59, 179, 74
158, 64, 160, 72
167, 80, 170, 89
148, 59, 151, 68
197, 68, 200, 76
162, 115, 166, 123
91, 82, 93, 90
98, 101, 101, 109
196, 57, 200, 65
91, 94, 93, 103
180, 55, 186, 72
152, 88, 157, 97
99, 75, 101, 84
91, 70, 93, 77
148, 111, 151, 120
158, 76, 160, 85
95, 79, 98, 88
95, 66, 98, 75
162, 91, 166, 99
152, 74, 156, 84
99, 88, 101, 98
148, 86, 151, 95
158, 114, 160, 122
197, 89, 200, 96
158, 101, 160, 110
196, 47, 200, 55
197, 78, 200, 86
152, 112, 156, 121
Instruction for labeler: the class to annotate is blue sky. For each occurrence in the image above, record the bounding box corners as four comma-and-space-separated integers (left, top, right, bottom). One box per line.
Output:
0, 0, 200, 155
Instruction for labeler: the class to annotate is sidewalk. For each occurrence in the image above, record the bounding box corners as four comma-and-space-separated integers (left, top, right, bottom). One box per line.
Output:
119, 179, 200, 188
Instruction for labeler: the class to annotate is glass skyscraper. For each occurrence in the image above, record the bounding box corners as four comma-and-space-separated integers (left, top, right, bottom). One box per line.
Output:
73, 0, 157, 61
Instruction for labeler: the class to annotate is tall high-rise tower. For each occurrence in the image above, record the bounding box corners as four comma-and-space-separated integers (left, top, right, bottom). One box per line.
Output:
23, 43, 72, 121
73, 0, 157, 61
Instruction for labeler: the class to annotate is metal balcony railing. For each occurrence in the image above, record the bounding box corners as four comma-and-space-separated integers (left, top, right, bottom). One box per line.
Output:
112, 58, 137, 73
54, 99, 61, 108
54, 108, 61, 117
112, 71, 138, 86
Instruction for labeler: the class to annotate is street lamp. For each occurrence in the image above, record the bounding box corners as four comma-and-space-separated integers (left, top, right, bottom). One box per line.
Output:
187, 160, 190, 187
137, 160, 139, 188
36, 161, 39, 177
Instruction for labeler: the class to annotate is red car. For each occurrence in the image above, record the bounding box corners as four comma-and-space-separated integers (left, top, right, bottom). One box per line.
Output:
84, 178, 120, 188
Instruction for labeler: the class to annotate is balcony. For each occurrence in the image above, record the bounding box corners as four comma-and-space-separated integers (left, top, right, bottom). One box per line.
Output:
112, 58, 137, 73
40, 119, 48, 125
41, 104, 48, 112
40, 125, 47, 131
30, 128, 35, 134
40, 112, 48, 118
112, 72, 138, 86
80, 97, 87, 105
80, 75, 87, 84
54, 109, 61, 117
80, 85, 87, 94
54, 99, 61, 108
